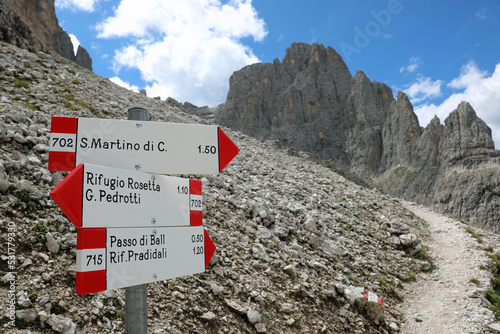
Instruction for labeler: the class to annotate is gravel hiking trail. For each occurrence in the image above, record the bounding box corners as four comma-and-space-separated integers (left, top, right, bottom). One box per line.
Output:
399, 202, 498, 334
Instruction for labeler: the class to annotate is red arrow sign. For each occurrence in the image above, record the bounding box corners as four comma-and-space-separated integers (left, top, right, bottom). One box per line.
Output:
76, 226, 216, 295
50, 164, 203, 229
51, 163, 84, 227
48, 116, 239, 174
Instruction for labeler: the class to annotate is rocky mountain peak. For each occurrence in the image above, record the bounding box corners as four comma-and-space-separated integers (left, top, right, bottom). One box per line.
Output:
429, 114, 441, 126
441, 101, 496, 163
282, 43, 341, 68
216, 42, 500, 230
2, 0, 92, 70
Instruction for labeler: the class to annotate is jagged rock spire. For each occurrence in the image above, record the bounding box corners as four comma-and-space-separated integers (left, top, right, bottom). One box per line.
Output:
2, 0, 92, 70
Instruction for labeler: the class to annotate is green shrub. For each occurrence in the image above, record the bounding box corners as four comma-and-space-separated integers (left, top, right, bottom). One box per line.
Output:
487, 253, 500, 274
486, 288, 500, 320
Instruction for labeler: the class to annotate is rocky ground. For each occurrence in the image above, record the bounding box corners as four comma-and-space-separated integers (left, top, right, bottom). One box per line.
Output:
0, 42, 499, 333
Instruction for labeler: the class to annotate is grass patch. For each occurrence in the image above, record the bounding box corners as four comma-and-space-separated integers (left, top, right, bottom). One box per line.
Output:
34, 221, 48, 233
324, 296, 342, 308
492, 277, 500, 291
487, 253, 500, 274
13, 79, 31, 88
346, 274, 358, 284
343, 223, 353, 230
14, 192, 38, 214
412, 246, 434, 271
487, 288, 500, 321
405, 272, 416, 282
486, 253, 500, 320
413, 247, 431, 262
378, 274, 387, 289
77, 100, 96, 112
24, 101, 37, 111
465, 227, 482, 243
469, 278, 480, 285
59, 92, 75, 101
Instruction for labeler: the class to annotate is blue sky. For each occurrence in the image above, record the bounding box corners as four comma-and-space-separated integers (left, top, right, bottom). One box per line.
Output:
55, 0, 500, 147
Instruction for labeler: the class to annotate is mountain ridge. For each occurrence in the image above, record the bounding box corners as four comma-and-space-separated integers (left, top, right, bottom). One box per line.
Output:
215, 42, 500, 231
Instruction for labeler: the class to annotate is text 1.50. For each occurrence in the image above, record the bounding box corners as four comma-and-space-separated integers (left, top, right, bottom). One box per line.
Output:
198, 145, 216, 154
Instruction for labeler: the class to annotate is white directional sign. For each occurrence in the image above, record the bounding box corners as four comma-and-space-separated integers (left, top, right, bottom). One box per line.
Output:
48, 116, 239, 174
50, 164, 203, 228
48, 115, 231, 296
76, 226, 216, 295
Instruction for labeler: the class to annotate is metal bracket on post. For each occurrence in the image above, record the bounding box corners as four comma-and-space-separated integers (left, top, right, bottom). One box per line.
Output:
125, 107, 148, 334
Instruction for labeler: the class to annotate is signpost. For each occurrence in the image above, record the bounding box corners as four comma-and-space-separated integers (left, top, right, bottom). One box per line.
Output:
50, 163, 203, 228
76, 226, 216, 295
48, 109, 239, 334
48, 116, 240, 174
124, 108, 148, 334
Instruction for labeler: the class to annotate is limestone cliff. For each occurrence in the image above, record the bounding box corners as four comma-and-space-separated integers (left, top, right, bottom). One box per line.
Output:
216, 42, 500, 230
2, 0, 92, 70
0, 0, 48, 53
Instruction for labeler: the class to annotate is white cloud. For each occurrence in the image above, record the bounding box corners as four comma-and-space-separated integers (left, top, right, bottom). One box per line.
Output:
414, 61, 500, 148
475, 7, 488, 19
400, 56, 422, 74
109, 76, 139, 92
68, 34, 80, 56
55, 0, 100, 12
403, 76, 443, 103
96, 0, 267, 107
448, 61, 488, 89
